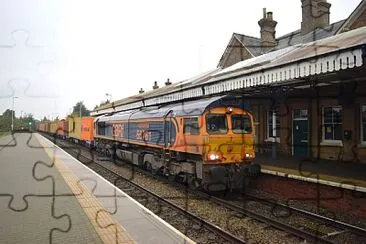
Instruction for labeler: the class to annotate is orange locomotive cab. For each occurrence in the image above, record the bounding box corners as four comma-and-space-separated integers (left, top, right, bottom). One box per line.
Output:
203, 107, 255, 164
200, 105, 258, 190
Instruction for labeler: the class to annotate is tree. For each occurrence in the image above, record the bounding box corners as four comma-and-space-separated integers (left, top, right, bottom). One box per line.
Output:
94, 100, 110, 110
2, 109, 13, 117
72, 101, 90, 117
0, 114, 11, 131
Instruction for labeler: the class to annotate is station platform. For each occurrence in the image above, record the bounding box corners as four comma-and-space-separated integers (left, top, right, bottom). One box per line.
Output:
0, 133, 194, 244
255, 153, 366, 192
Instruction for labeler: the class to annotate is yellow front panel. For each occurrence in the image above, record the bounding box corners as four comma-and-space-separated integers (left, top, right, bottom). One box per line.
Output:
204, 134, 255, 164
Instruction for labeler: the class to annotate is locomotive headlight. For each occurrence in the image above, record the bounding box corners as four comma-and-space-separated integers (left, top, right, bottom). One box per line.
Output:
209, 154, 217, 160
244, 153, 253, 159
207, 152, 221, 161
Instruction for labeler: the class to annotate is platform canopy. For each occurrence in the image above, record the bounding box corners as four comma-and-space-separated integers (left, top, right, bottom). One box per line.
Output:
95, 95, 252, 121
92, 26, 366, 116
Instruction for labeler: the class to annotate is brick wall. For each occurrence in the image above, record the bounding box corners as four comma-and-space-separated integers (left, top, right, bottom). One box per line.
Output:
222, 38, 252, 69
250, 174, 366, 218
350, 8, 366, 30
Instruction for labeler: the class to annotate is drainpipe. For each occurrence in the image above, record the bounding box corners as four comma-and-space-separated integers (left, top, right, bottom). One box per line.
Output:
272, 109, 277, 160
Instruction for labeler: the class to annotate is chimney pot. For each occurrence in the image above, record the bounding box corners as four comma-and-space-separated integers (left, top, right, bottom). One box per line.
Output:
258, 8, 277, 48
165, 78, 172, 86
301, 0, 331, 35
153, 81, 159, 90
267, 12, 273, 20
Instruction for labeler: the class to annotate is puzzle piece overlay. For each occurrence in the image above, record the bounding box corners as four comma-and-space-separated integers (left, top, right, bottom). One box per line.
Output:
1, 3, 365, 242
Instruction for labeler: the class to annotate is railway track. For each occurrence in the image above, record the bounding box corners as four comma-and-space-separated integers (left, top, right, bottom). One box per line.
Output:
242, 194, 366, 239
49, 135, 245, 244
209, 194, 366, 243
43, 133, 366, 243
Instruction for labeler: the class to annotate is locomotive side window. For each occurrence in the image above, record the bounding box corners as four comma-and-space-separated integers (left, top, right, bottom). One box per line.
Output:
232, 114, 252, 134
206, 114, 227, 134
184, 117, 199, 135
97, 122, 106, 135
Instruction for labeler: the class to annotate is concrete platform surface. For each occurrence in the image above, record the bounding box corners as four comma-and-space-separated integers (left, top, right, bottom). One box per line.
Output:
0, 133, 103, 244
0, 133, 194, 244
255, 153, 366, 191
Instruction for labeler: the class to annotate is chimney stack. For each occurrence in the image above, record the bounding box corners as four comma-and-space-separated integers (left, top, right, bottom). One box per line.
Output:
153, 81, 159, 90
165, 78, 171, 86
258, 8, 277, 48
139, 88, 144, 94
301, 0, 331, 35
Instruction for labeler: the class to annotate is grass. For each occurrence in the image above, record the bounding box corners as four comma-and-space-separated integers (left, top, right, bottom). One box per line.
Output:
0, 131, 10, 137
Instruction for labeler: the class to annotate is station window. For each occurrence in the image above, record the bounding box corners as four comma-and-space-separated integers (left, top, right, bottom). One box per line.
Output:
267, 108, 280, 139
322, 106, 342, 141
183, 117, 199, 135
293, 109, 308, 119
361, 105, 366, 143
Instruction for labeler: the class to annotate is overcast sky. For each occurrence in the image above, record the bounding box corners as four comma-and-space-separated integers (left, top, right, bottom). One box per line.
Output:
0, 0, 362, 120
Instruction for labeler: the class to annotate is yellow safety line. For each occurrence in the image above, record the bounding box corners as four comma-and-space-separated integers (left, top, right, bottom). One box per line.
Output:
35, 134, 135, 244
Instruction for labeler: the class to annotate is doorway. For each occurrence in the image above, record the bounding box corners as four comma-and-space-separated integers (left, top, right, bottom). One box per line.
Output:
293, 109, 308, 157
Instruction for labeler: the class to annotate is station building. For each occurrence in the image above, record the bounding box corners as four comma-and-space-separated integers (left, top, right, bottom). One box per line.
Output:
217, 0, 366, 162
93, 0, 366, 163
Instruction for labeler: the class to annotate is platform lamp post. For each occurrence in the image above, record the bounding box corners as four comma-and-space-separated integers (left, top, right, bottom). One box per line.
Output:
11, 96, 18, 132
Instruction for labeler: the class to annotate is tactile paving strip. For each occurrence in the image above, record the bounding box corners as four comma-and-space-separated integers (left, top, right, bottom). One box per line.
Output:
36, 134, 136, 244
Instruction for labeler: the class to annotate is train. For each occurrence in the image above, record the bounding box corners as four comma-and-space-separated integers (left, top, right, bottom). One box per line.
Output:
38, 95, 260, 191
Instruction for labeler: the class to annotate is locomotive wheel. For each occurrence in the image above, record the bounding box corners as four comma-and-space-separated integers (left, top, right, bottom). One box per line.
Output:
144, 161, 152, 172
167, 174, 177, 182
187, 176, 201, 190
106, 149, 111, 157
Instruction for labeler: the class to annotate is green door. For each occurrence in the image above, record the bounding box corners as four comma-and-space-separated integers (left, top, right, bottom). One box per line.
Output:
293, 109, 308, 157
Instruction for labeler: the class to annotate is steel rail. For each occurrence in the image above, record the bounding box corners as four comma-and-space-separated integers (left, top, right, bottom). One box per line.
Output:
58, 138, 246, 244
243, 193, 366, 237
47, 133, 366, 243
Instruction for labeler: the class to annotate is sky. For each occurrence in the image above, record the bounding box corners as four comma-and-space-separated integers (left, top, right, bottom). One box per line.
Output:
0, 0, 362, 120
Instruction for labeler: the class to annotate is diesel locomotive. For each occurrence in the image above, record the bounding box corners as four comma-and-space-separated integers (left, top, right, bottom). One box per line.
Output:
94, 95, 260, 190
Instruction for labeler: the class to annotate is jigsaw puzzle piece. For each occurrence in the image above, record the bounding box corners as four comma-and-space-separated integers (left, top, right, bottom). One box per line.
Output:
0, 29, 57, 102
0, 136, 58, 210
0, 196, 71, 244
29, 149, 106, 243
0, 132, 17, 151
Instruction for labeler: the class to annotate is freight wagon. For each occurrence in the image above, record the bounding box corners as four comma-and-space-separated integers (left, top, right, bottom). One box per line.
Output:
50, 121, 58, 135
38, 122, 50, 133
81, 117, 94, 147
68, 116, 95, 146
56, 119, 69, 139
68, 116, 81, 143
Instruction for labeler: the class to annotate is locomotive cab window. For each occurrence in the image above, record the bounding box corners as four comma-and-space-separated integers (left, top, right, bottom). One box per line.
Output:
184, 117, 199, 135
97, 122, 106, 136
206, 114, 227, 134
232, 114, 252, 134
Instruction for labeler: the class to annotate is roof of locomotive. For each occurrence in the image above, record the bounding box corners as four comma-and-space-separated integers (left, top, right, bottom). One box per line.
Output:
96, 95, 251, 122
